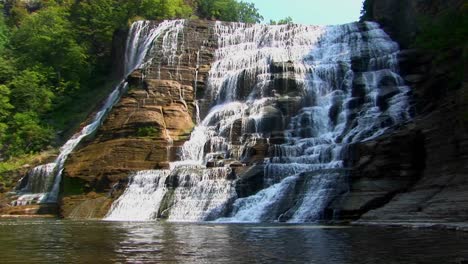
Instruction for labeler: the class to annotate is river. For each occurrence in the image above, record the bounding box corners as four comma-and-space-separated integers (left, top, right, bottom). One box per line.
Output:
0, 219, 467, 263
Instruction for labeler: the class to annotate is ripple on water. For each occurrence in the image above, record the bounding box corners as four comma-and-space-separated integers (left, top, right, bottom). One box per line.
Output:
0, 219, 468, 263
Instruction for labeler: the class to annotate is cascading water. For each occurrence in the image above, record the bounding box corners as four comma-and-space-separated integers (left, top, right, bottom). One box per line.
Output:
13, 163, 55, 206
218, 22, 411, 223
12, 20, 184, 206
107, 20, 411, 223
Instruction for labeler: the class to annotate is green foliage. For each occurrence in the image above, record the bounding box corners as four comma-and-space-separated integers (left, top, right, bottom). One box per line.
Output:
0, 56, 15, 83
140, 0, 193, 20
197, 0, 263, 23
0, 85, 12, 141
236, 1, 263, 23
71, 0, 128, 61
0, 0, 263, 161
0, 84, 13, 119
414, 7, 467, 87
270, 16, 293, 25
10, 6, 89, 90
8, 70, 54, 113
415, 8, 468, 56
4, 112, 53, 156
137, 126, 159, 137
7, 2, 29, 27
360, 0, 374, 21
0, 11, 9, 52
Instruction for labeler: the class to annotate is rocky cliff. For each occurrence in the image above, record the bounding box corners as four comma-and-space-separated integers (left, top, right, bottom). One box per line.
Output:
59, 3, 468, 224
60, 20, 217, 218
337, 0, 468, 224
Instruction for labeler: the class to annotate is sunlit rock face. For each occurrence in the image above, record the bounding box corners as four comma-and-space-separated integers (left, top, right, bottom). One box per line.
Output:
102, 19, 411, 223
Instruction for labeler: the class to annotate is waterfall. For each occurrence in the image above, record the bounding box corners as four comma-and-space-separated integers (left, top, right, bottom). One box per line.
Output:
219, 22, 410, 223
105, 170, 171, 221
13, 163, 55, 206
107, 20, 410, 223
12, 20, 185, 206
106, 166, 236, 221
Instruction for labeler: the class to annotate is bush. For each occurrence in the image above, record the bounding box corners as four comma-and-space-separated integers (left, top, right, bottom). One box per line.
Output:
137, 126, 159, 137
197, 0, 263, 23
360, 0, 374, 21
4, 112, 53, 156
415, 8, 468, 56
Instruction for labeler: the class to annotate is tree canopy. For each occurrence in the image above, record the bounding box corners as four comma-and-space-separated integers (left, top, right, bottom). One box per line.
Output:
196, 0, 263, 23
0, 0, 264, 159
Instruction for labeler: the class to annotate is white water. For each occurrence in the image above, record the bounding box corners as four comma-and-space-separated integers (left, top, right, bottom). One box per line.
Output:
13, 20, 185, 205
107, 21, 411, 222
105, 170, 170, 221
106, 166, 236, 221
221, 22, 410, 223
12, 163, 55, 206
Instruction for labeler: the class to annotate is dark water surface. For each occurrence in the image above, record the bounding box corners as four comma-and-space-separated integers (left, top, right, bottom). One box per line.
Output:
0, 219, 467, 263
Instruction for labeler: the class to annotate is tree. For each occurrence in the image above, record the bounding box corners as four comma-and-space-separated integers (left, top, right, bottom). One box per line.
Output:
5, 112, 53, 156
197, 0, 262, 23
0, 9, 9, 53
8, 70, 54, 114
71, 0, 127, 60
10, 6, 89, 91
0, 85, 13, 141
0, 85, 13, 119
360, 0, 374, 21
270, 16, 293, 25
7, 1, 29, 27
237, 1, 263, 23
0, 57, 16, 85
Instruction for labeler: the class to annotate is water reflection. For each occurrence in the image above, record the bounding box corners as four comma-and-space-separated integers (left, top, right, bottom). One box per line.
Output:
0, 219, 467, 263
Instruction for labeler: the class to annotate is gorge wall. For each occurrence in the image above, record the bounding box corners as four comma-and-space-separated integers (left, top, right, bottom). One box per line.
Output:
339, 0, 468, 223
63, 6, 468, 222
60, 19, 416, 222
3, 0, 466, 224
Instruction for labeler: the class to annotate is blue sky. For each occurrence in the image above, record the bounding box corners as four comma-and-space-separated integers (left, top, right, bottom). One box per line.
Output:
243, 0, 365, 25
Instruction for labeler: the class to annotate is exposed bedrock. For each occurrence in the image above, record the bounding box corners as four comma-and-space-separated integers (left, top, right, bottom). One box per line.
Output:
60, 20, 217, 218
334, 0, 468, 223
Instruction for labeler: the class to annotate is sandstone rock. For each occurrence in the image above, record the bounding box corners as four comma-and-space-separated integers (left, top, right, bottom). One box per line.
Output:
60, 20, 219, 217
235, 165, 265, 198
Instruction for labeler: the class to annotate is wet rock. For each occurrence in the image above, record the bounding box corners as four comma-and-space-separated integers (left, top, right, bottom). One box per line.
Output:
235, 165, 265, 198
404, 74, 424, 84
60, 20, 220, 217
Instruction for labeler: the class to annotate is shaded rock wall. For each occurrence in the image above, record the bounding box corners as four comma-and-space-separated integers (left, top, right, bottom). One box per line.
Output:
367, 0, 465, 48
338, 0, 468, 223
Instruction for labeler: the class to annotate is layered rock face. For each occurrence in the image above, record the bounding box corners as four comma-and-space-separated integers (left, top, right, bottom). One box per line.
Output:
101, 21, 412, 222
61, 20, 217, 218
342, 53, 468, 223
339, 0, 468, 223
61, 11, 467, 223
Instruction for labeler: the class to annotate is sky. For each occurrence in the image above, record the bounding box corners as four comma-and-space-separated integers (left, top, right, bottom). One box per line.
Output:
243, 0, 365, 25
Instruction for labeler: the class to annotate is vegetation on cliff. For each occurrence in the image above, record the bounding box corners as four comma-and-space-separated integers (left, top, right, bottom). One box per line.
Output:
415, 5, 467, 83
0, 0, 262, 153
359, 0, 373, 21
0, 0, 263, 185
361, 1, 467, 86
